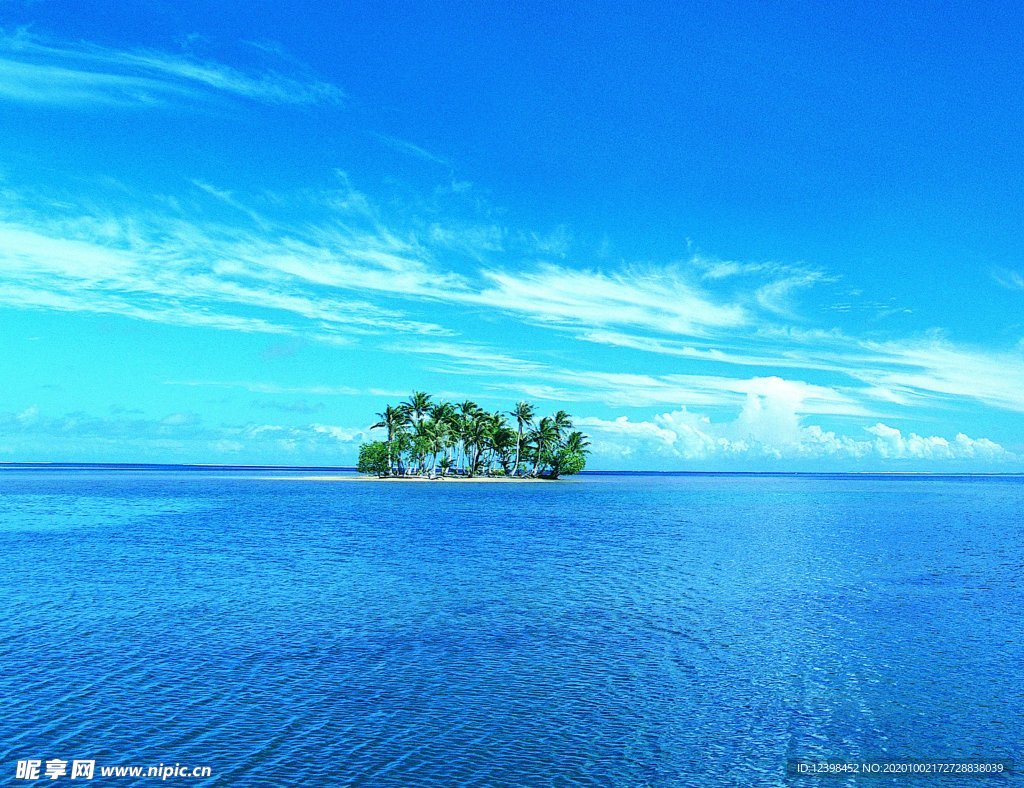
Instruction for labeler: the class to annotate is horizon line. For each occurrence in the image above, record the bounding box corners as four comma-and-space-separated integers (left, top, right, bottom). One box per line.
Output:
1, 462, 1021, 477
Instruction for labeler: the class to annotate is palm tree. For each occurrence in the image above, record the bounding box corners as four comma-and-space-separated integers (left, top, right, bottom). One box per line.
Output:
548, 430, 591, 479
431, 401, 457, 426
430, 402, 458, 469
509, 401, 535, 477
416, 418, 445, 476
409, 418, 426, 473
464, 411, 495, 477
457, 400, 480, 419
528, 417, 559, 477
491, 424, 518, 474
403, 391, 433, 427
391, 431, 412, 475
563, 430, 591, 454
360, 394, 588, 480
456, 401, 480, 474
479, 411, 508, 474
552, 409, 573, 440
371, 404, 409, 475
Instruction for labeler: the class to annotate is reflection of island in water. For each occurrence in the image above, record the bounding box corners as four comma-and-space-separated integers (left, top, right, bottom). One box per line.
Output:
358, 391, 590, 479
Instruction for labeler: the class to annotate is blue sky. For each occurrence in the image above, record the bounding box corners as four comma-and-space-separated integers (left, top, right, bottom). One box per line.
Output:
2, 2, 1023, 470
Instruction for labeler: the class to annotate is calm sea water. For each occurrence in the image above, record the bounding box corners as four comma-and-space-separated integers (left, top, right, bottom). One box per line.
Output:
1, 471, 1022, 785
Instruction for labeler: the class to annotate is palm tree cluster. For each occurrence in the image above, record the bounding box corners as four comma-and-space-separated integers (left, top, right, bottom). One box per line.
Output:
358, 391, 590, 479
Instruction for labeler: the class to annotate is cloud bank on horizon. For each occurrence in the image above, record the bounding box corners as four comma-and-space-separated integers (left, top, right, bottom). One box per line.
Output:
1, 9, 1023, 470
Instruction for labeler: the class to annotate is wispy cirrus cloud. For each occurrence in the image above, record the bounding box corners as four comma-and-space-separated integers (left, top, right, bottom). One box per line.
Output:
853, 339, 1024, 414
525, 327, 942, 423
475, 263, 748, 337
559, 371, 876, 415
992, 267, 1024, 291
165, 380, 407, 399
0, 175, 757, 349
0, 158, 837, 360
755, 270, 832, 318
0, 281, 305, 337
580, 326, 1024, 416
0, 28, 344, 107
397, 342, 549, 377
0, 207, 457, 342
5, 167, 1024, 433
372, 133, 451, 167
576, 329, 865, 375
400, 340, 879, 416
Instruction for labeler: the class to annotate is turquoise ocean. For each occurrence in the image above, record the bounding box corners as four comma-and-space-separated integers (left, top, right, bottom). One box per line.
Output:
1, 469, 1021, 784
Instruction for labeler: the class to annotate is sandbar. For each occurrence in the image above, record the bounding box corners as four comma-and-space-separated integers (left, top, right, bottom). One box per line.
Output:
294, 475, 546, 483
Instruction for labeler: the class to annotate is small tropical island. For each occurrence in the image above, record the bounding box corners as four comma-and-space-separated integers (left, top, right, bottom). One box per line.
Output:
357, 392, 590, 480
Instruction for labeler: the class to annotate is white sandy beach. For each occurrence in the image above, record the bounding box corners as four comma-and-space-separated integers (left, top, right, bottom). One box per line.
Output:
294, 475, 547, 483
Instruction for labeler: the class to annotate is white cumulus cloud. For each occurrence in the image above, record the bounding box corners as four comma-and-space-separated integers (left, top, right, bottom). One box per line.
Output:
579, 394, 1013, 465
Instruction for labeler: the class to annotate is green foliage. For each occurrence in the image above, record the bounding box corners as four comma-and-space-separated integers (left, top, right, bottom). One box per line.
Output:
357, 441, 390, 476
365, 391, 590, 480
541, 446, 587, 478
554, 448, 587, 476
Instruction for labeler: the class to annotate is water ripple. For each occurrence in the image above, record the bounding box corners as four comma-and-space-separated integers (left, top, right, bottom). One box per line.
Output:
1, 472, 1022, 784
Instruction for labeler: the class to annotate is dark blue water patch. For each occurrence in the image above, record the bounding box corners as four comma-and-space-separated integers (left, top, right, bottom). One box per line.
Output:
0, 472, 1021, 785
